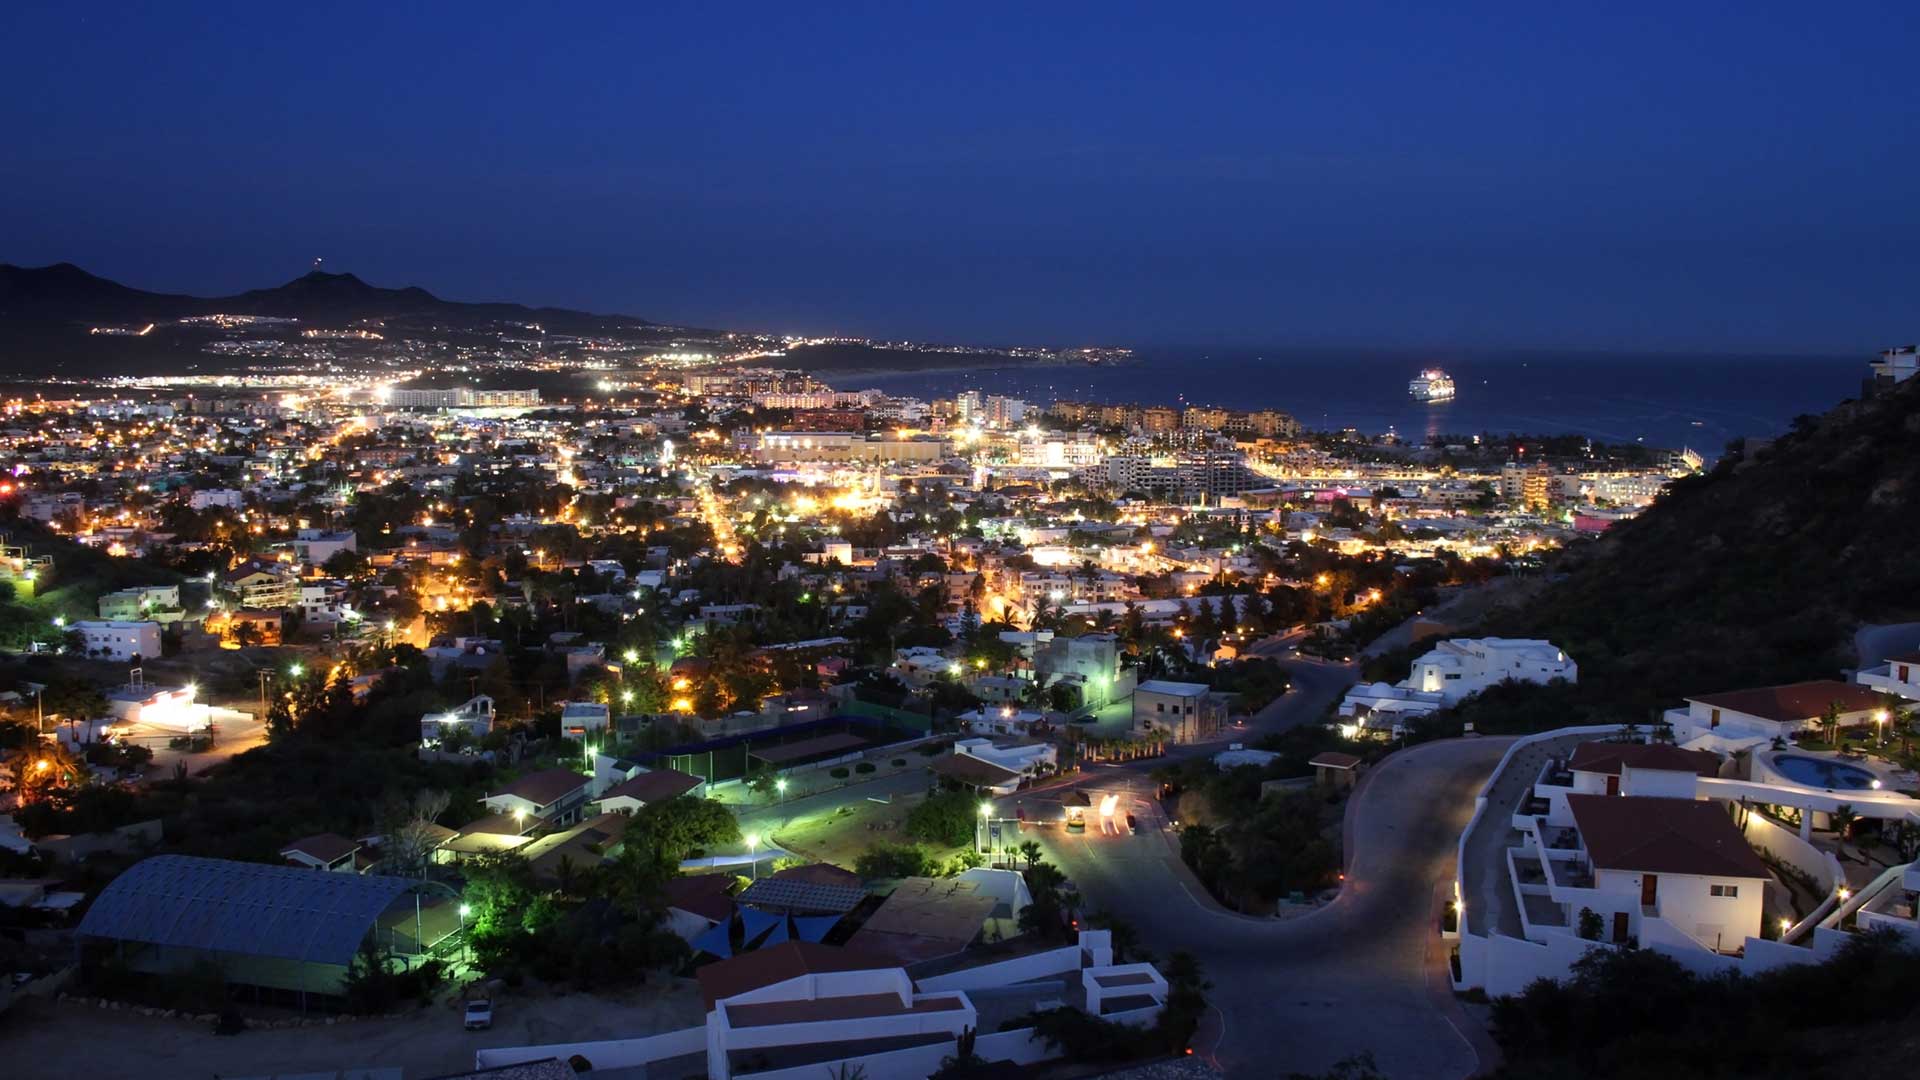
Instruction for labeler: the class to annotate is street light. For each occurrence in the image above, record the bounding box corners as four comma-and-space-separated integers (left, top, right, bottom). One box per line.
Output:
746, 832, 760, 881
978, 801, 992, 859
458, 903, 472, 963
775, 777, 788, 803
288, 662, 304, 678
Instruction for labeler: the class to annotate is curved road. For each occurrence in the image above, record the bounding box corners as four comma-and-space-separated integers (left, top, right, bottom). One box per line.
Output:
1013, 685, 1511, 1077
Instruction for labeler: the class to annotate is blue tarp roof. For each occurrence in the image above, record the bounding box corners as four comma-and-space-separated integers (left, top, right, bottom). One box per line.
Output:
692, 918, 735, 958
77, 855, 436, 968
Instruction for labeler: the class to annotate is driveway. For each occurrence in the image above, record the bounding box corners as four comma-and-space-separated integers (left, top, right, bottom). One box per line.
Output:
1013, 736, 1512, 1079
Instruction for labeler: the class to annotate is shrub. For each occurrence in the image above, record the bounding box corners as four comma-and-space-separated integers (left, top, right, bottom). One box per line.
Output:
830, 767, 851, 779
855, 762, 876, 774
906, 789, 979, 847
855, 842, 932, 880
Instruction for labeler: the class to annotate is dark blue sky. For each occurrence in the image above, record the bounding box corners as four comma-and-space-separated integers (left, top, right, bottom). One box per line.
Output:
3, 2, 1916, 351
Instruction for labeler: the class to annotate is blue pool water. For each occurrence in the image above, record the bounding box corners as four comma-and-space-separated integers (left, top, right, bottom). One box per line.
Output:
1772, 755, 1878, 791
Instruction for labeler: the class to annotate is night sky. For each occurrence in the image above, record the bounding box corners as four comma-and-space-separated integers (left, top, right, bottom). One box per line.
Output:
3, 2, 1916, 351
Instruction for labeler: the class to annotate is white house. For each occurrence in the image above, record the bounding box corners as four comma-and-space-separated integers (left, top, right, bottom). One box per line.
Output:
955, 737, 1056, 779
595, 767, 705, 814
420, 695, 496, 745
1665, 680, 1888, 743
480, 768, 592, 828
189, 488, 244, 510
279, 833, 361, 873
469, 931, 1168, 1080
71, 620, 162, 662
1341, 637, 1576, 725
558, 700, 611, 741
1856, 648, 1920, 702
1558, 794, 1769, 953
105, 682, 207, 732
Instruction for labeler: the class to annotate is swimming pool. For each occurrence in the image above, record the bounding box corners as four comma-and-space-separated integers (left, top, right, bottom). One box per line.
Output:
1771, 754, 1879, 791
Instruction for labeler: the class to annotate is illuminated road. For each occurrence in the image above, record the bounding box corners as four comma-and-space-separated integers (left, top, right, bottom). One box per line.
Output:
1002, 737, 1508, 1080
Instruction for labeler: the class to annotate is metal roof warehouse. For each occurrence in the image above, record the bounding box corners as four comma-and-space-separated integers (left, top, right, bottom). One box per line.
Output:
76, 854, 459, 1005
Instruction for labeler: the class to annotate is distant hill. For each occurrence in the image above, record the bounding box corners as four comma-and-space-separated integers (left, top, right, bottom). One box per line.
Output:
1466, 373, 1920, 725
0, 262, 686, 379
0, 262, 658, 330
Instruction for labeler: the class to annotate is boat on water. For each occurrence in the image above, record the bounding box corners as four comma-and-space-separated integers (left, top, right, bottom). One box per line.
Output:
1408, 369, 1456, 402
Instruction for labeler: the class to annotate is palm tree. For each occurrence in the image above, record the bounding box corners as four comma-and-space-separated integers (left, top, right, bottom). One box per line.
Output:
1820, 701, 1845, 746
1016, 840, 1042, 870
1831, 803, 1859, 842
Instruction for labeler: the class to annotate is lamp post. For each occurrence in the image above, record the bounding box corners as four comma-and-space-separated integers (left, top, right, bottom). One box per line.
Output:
775, 777, 788, 805
1874, 709, 1889, 747
458, 903, 471, 964
746, 832, 760, 881
978, 801, 992, 859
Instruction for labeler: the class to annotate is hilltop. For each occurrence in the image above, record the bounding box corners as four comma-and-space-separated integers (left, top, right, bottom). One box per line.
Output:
1464, 373, 1920, 725
0, 262, 658, 330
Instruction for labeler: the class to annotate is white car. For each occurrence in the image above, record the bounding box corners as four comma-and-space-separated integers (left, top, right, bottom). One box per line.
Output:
464, 999, 493, 1030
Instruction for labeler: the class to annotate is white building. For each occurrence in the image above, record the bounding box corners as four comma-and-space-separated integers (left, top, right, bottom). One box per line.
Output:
1340, 637, 1576, 726
1133, 680, 1225, 743
480, 768, 592, 828
420, 695, 496, 745
189, 488, 245, 510
469, 931, 1167, 1080
1664, 680, 1887, 744
71, 620, 162, 662
559, 701, 611, 741
1856, 648, 1920, 702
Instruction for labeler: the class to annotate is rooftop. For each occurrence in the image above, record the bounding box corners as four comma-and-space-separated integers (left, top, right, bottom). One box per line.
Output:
1567, 741, 1722, 778
488, 768, 589, 807
1686, 681, 1886, 722
599, 767, 702, 805
696, 941, 890, 1010
1566, 794, 1770, 879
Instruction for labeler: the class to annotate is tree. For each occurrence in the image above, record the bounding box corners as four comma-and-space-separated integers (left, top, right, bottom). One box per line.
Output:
855, 843, 932, 880
1820, 700, 1845, 745
742, 765, 780, 804
632, 795, 740, 862
1016, 839, 1043, 870
380, 788, 451, 879
1578, 906, 1604, 941
1831, 803, 1858, 841
906, 789, 980, 848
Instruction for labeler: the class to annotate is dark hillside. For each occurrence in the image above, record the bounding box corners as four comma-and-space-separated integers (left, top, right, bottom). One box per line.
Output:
1475, 373, 1920, 723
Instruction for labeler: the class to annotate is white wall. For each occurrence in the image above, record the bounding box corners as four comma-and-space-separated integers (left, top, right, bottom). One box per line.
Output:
1741, 809, 1840, 893
473, 1025, 706, 1072
917, 945, 1084, 992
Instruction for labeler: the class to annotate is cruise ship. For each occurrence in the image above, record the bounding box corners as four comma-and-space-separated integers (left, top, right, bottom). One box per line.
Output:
1408, 369, 1456, 402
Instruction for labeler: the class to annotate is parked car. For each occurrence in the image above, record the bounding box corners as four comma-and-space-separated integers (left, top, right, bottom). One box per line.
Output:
464, 999, 493, 1030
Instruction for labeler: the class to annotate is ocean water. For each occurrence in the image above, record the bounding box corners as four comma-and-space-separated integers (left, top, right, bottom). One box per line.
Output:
841, 347, 1862, 451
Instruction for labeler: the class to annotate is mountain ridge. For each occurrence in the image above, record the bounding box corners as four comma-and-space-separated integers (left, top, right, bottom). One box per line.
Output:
0, 262, 658, 328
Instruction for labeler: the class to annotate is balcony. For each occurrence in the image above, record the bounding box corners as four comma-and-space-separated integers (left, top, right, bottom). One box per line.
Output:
1549, 858, 1594, 890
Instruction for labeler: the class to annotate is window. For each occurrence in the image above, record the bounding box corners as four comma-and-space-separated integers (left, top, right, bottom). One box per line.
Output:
1710, 708, 1721, 730
1445, 673, 1462, 681
1710, 884, 1738, 898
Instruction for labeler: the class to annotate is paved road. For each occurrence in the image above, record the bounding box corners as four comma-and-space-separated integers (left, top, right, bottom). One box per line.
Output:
1008, 734, 1511, 1080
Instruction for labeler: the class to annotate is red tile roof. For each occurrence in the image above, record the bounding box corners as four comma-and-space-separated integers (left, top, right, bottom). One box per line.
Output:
279, 833, 357, 865
1686, 681, 1885, 723
1567, 795, 1768, 879
490, 768, 589, 808
599, 768, 702, 806
664, 872, 736, 923
1568, 742, 1722, 778
695, 941, 890, 1010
